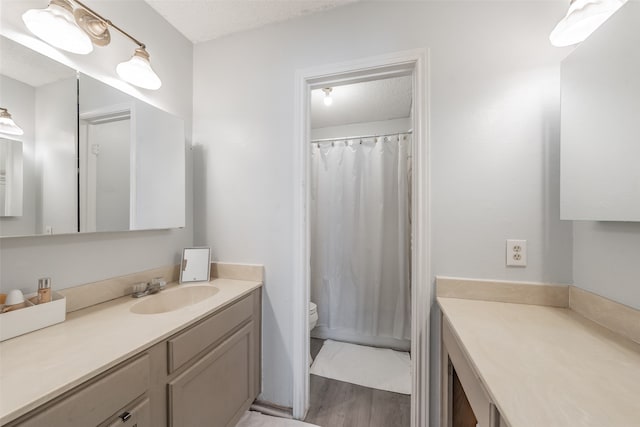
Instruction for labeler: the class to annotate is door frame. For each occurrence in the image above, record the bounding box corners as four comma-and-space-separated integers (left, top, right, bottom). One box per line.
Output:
292, 48, 431, 426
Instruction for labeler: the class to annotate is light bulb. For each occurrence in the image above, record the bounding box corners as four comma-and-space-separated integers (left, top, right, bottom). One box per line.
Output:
550, 0, 627, 47
0, 109, 25, 136
322, 88, 333, 106
22, 0, 93, 54
116, 47, 162, 90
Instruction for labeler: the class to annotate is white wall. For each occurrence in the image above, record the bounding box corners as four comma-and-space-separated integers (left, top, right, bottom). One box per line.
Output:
0, 0, 193, 295
193, 1, 573, 416
310, 117, 412, 140
573, 222, 640, 309
0, 75, 36, 236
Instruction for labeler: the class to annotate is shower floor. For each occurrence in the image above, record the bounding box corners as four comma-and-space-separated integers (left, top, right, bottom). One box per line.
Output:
304, 339, 411, 427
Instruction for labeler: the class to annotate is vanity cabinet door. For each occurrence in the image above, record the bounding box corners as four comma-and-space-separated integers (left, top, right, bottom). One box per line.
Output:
442, 316, 499, 427
168, 321, 256, 427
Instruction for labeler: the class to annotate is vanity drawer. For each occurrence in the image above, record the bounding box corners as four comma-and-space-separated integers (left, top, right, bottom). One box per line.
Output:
102, 397, 151, 427
14, 354, 150, 427
168, 294, 254, 373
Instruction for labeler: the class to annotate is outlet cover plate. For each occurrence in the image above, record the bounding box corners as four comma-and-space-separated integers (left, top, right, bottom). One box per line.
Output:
506, 239, 527, 267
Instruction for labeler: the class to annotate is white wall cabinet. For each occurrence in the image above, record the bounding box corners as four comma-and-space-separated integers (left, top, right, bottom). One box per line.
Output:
560, 2, 640, 221
7, 289, 261, 427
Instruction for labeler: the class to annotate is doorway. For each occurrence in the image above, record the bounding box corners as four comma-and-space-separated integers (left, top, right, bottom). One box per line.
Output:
306, 76, 413, 425
292, 50, 431, 426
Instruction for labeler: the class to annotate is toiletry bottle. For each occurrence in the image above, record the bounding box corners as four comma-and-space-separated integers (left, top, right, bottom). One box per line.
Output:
38, 277, 52, 304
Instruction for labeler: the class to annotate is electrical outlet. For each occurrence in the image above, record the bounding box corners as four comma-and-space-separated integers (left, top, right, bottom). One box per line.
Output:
506, 239, 527, 267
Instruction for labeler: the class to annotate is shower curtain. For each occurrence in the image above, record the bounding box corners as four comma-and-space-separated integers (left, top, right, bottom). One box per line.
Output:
310, 133, 412, 349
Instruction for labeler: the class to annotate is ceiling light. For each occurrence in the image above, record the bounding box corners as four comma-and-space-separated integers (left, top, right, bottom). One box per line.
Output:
0, 108, 25, 136
22, 0, 93, 54
21, 0, 162, 90
323, 88, 333, 106
550, 0, 627, 47
116, 47, 162, 90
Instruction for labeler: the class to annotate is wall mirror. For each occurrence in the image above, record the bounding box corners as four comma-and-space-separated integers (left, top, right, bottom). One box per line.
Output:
79, 74, 185, 232
180, 248, 211, 283
0, 36, 186, 237
0, 138, 23, 217
0, 36, 77, 236
560, 2, 640, 221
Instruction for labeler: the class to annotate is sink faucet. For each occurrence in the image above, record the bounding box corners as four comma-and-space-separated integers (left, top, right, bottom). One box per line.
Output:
132, 277, 167, 298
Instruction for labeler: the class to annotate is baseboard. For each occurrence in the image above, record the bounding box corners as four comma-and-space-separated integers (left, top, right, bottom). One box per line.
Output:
250, 400, 294, 419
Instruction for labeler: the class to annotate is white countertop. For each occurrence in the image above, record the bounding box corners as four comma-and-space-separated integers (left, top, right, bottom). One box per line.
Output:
439, 297, 640, 427
0, 279, 262, 425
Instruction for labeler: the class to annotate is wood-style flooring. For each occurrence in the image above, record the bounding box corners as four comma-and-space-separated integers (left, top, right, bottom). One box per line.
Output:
304, 339, 411, 427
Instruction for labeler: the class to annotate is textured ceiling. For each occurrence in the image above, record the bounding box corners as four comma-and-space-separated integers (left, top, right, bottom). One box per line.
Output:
0, 36, 75, 87
311, 76, 412, 129
144, 0, 359, 43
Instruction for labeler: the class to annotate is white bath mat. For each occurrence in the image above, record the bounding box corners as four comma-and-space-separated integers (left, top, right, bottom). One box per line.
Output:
310, 340, 411, 395
235, 411, 319, 427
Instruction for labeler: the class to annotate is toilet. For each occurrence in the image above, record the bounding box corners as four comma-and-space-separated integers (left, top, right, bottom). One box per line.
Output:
309, 301, 318, 365
309, 301, 318, 331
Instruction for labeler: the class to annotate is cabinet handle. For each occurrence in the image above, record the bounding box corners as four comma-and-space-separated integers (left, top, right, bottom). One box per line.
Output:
120, 411, 132, 422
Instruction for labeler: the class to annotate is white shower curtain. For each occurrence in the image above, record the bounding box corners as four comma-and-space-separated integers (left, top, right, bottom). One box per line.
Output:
310, 133, 411, 349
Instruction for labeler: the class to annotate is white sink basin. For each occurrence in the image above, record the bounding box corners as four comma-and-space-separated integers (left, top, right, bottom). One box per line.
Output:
130, 285, 219, 314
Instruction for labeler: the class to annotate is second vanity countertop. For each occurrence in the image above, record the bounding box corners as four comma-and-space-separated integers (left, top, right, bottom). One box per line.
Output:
0, 278, 262, 425
439, 297, 640, 427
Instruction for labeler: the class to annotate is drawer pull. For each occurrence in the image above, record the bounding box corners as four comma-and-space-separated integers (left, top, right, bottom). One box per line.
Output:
120, 411, 132, 422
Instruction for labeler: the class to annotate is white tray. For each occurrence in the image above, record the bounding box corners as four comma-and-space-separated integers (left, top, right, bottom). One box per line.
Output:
0, 292, 66, 342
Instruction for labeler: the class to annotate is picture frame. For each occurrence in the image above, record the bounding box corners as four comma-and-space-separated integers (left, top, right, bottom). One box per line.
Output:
179, 247, 211, 283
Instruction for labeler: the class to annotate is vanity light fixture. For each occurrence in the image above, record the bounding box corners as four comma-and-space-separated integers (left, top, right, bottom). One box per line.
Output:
116, 47, 162, 90
22, 0, 93, 54
550, 0, 628, 47
323, 88, 333, 106
0, 108, 25, 136
22, 0, 162, 90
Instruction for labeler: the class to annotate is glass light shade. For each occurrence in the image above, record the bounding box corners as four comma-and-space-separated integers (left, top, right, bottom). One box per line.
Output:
22, 0, 93, 54
0, 109, 25, 136
116, 48, 162, 90
550, 0, 627, 47
322, 88, 333, 106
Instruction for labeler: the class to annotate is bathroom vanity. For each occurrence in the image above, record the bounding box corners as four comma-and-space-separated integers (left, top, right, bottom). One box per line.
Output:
0, 278, 262, 427
438, 278, 640, 427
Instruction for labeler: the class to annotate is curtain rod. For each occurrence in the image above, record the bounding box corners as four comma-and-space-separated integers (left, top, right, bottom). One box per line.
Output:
310, 130, 412, 144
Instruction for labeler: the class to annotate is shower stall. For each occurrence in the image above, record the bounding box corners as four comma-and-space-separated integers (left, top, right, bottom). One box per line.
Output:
310, 131, 412, 351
